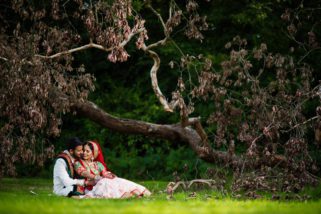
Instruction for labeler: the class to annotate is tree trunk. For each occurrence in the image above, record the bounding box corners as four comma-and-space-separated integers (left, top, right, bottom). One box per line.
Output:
73, 101, 234, 164
73, 100, 286, 168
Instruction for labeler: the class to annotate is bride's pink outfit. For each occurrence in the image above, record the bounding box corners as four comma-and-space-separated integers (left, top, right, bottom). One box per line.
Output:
74, 141, 151, 198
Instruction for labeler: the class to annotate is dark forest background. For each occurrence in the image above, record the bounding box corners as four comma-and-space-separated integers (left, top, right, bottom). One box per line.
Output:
4, 0, 320, 181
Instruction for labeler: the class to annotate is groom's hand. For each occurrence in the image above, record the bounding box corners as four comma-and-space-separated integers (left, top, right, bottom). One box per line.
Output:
85, 179, 95, 186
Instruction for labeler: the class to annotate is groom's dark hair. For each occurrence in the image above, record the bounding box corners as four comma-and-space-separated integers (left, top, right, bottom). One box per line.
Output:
67, 137, 83, 150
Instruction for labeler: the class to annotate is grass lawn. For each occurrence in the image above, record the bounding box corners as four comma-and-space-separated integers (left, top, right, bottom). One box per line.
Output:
0, 178, 321, 214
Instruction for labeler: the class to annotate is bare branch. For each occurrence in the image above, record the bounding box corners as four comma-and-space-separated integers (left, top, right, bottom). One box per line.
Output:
188, 117, 208, 144
147, 4, 169, 37
144, 3, 170, 50
142, 44, 172, 112
35, 28, 144, 59
166, 179, 217, 194
146, 38, 168, 50
187, 179, 215, 188
1, 57, 33, 65
282, 116, 319, 133
0, 56, 8, 61
298, 47, 321, 64
181, 110, 189, 127
35, 43, 110, 59
166, 181, 187, 193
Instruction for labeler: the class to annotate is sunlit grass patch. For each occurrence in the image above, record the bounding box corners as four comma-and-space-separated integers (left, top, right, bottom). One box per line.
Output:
0, 178, 320, 214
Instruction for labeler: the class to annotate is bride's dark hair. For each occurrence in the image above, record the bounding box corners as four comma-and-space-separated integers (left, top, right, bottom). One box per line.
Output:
84, 142, 94, 153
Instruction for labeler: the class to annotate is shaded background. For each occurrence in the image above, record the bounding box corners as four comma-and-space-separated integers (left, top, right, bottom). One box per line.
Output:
16, 0, 321, 180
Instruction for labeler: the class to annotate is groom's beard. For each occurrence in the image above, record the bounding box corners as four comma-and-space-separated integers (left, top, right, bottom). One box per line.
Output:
79, 153, 84, 159
73, 154, 82, 160
70, 151, 82, 160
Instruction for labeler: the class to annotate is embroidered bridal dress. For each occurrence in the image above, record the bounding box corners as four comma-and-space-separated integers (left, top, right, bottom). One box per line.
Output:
74, 141, 151, 199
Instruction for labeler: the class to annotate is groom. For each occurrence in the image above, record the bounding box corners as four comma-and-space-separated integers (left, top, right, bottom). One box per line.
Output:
53, 137, 89, 197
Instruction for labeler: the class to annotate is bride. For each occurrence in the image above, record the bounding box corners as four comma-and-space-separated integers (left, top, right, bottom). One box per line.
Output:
74, 141, 151, 198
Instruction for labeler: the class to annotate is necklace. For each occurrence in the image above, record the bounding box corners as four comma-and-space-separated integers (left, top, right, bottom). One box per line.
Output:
80, 159, 98, 177
83, 159, 95, 168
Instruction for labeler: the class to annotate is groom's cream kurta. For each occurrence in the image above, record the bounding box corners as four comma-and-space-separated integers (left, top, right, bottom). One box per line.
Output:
53, 150, 84, 196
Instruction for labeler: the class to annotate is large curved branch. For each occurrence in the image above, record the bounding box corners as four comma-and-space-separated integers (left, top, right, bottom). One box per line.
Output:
72, 100, 287, 168
73, 100, 179, 139
72, 100, 233, 164
135, 3, 175, 112
142, 46, 173, 112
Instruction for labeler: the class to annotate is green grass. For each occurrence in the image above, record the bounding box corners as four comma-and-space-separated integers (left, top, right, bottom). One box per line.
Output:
0, 178, 321, 214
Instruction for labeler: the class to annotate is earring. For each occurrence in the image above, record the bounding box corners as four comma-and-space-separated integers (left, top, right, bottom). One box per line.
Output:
91, 157, 94, 162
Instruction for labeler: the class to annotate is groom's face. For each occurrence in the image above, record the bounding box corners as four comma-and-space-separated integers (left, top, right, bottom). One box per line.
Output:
70, 145, 83, 159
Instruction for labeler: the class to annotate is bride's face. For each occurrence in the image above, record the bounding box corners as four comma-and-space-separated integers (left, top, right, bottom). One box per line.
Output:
83, 144, 93, 160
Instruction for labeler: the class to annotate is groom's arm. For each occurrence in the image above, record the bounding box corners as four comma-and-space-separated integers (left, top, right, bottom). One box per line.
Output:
54, 159, 85, 187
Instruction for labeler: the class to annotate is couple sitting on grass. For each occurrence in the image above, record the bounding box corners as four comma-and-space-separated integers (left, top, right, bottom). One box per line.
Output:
53, 137, 151, 198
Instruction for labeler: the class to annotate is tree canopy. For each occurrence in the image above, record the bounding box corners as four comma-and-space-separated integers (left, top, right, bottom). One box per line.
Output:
1, 0, 320, 192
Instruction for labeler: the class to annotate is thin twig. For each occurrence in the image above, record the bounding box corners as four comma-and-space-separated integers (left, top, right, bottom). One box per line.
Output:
298, 47, 321, 64
282, 116, 319, 133
144, 4, 170, 50
146, 3, 169, 37
0, 56, 8, 61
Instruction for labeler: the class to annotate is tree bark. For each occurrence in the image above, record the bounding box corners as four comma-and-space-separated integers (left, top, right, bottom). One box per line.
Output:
73, 100, 287, 168
73, 101, 235, 164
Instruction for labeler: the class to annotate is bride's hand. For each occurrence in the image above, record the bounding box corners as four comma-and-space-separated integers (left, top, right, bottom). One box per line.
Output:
94, 175, 102, 182
105, 172, 116, 179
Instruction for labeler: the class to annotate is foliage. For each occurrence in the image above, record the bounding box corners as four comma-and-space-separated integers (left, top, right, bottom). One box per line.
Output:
0, 0, 208, 176
0, 0, 97, 175
0, 0, 320, 196
172, 0, 321, 187
0, 0, 149, 175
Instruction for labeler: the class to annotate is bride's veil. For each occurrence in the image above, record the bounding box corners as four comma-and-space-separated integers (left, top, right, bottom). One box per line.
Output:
88, 140, 108, 170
